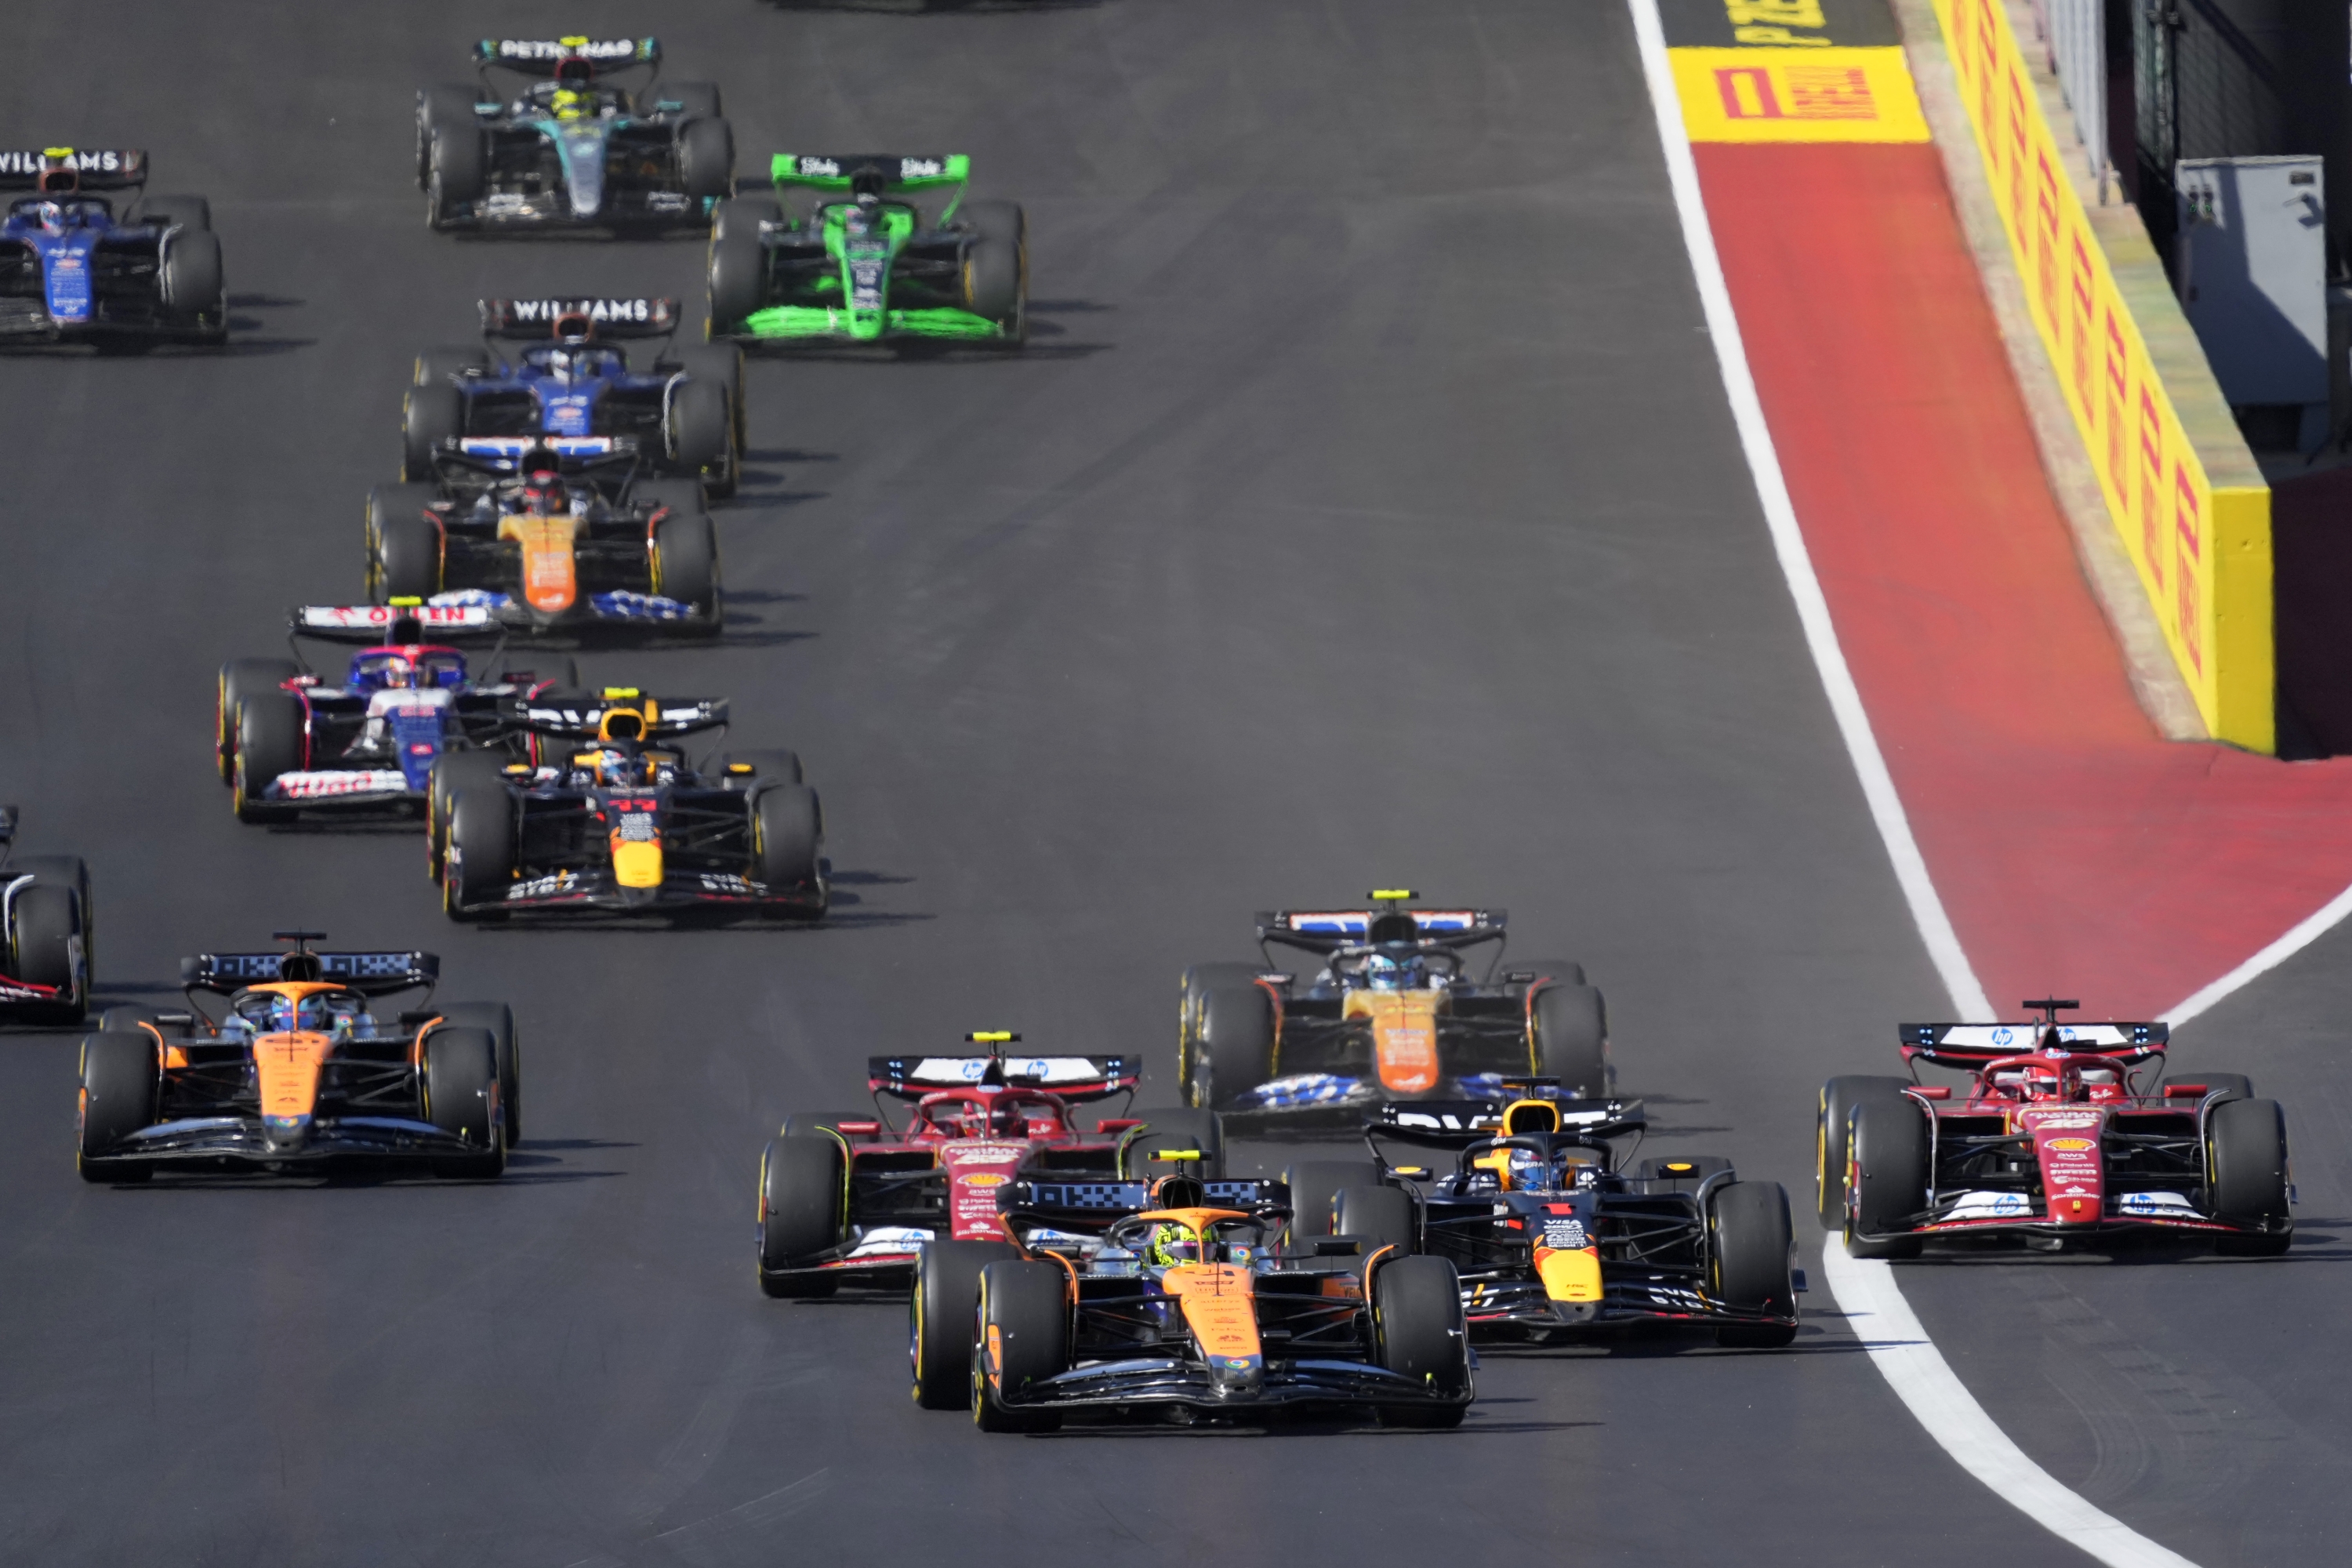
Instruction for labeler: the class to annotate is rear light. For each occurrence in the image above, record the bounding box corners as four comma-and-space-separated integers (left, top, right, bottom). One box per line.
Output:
1097, 1118, 1145, 1134
836, 1120, 880, 1136
1910, 1087, 1951, 1100
2164, 1083, 2209, 1098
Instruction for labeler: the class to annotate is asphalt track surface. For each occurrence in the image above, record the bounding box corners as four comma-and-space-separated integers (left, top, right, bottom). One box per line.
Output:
0, 2, 2321, 1565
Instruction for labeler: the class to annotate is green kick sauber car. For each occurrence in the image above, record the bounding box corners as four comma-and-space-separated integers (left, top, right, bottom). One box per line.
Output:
706, 154, 1025, 349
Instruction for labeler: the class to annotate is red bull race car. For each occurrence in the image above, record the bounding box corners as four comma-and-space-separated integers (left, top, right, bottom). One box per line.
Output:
1818, 1000, 2293, 1257
755, 1035, 1223, 1297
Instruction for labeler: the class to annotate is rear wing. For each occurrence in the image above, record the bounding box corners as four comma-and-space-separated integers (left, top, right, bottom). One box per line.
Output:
1257, 906, 1504, 954
476, 37, 659, 72
1002, 1177, 1288, 1226
866, 1053, 1140, 1102
0, 148, 145, 191
770, 154, 969, 193
479, 297, 680, 339
508, 693, 726, 739
291, 603, 502, 641
1369, 1096, 1646, 1149
1900, 1022, 2168, 1069
182, 950, 440, 996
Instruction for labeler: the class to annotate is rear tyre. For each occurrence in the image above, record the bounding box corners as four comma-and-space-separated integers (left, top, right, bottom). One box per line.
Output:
78, 1030, 158, 1182
403, 381, 464, 482
753, 782, 822, 903
757, 1134, 846, 1296
370, 496, 444, 604
232, 690, 306, 823
707, 198, 779, 334
1196, 983, 1276, 1110
423, 1026, 504, 1178
677, 114, 735, 202
436, 1003, 521, 1148
10, 884, 83, 1022
972, 1261, 1066, 1432
1533, 982, 1607, 1098
669, 344, 746, 466
666, 376, 731, 495
2209, 1097, 2292, 1255
98, 1007, 161, 1035
1371, 1254, 1469, 1427
1845, 1098, 1929, 1259
2180, 1072, 2253, 1105
442, 786, 516, 920
720, 749, 804, 789
427, 750, 511, 881
1122, 1106, 1225, 1179
143, 195, 212, 232
959, 199, 1026, 345
780, 1110, 866, 1139
1178, 963, 1261, 1106
1282, 1160, 1383, 1252
1708, 1180, 1799, 1346
652, 509, 721, 630
216, 657, 299, 784
1512, 960, 1587, 988
1334, 1185, 1417, 1256
1633, 1153, 1733, 1191
1817, 1075, 1913, 1229
632, 476, 709, 523
413, 344, 488, 386
911, 1240, 1015, 1407
663, 82, 724, 121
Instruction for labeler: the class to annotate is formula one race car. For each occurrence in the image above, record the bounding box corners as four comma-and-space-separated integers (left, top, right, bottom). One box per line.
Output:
1818, 1000, 2294, 1257
0, 147, 223, 348
909, 1173, 1473, 1430
757, 1037, 1223, 1297
77, 933, 520, 1181
708, 154, 1025, 349
415, 38, 732, 233
404, 296, 742, 500
214, 603, 579, 825
372, 441, 723, 635
0, 806, 93, 1025
439, 688, 825, 919
1276, 1090, 1799, 1348
1179, 892, 1606, 1114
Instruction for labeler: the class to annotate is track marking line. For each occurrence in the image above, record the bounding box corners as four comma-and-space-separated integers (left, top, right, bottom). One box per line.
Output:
1625, 2, 2199, 1563
2164, 877, 2352, 1027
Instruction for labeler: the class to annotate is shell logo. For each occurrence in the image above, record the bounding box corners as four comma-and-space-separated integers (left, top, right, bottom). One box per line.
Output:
2045, 1137, 2096, 1152
962, 1173, 1006, 1188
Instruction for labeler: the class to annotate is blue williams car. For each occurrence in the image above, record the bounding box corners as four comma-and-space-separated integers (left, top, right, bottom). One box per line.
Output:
0, 147, 224, 349
402, 295, 742, 498
416, 37, 732, 234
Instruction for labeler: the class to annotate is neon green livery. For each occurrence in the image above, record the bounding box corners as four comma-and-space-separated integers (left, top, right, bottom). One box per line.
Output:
706, 153, 1025, 348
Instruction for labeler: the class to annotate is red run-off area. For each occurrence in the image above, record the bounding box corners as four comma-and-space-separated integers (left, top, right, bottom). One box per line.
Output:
1693, 140, 2352, 1018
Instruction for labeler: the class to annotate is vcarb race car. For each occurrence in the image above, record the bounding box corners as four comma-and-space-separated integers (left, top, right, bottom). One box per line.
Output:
0, 806, 93, 1025
1276, 1090, 1799, 1348
756, 1036, 1224, 1296
440, 688, 826, 920
1178, 891, 1607, 1115
911, 1174, 1473, 1431
0, 148, 223, 349
415, 38, 732, 234
214, 603, 578, 826
708, 154, 1025, 349
77, 934, 520, 1181
404, 296, 742, 503
1819, 1000, 2296, 1257
372, 441, 723, 637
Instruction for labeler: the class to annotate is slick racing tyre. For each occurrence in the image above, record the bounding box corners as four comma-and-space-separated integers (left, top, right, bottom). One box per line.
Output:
1845, 1097, 1929, 1259
1512, 959, 1587, 988
10, 884, 84, 1024
1283, 1160, 1383, 1253
232, 690, 306, 823
423, 1026, 504, 1178
1632, 1154, 1733, 1191
911, 1240, 1014, 1407
158, 227, 223, 339
216, 657, 299, 784
1122, 1107, 1225, 1179
1334, 1185, 1417, 1258
663, 81, 723, 121
2208, 1097, 2292, 1255
1708, 1180, 1799, 1347
972, 1261, 1066, 1432
413, 343, 488, 385
78, 1030, 158, 1183
758, 1134, 846, 1298
720, 749, 804, 790
1371, 1255, 1469, 1428
402, 383, 464, 483
2176, 1072, 2253, 1105
427, 751, 511, 881
442, 786, 516, 920
416, 85, 485, 188
13, 855, 93, 1012
435, 1003, 521, 1148
1532, 982, 1607, 1099
368, 484, 445, 602
666, 344, 746, 471
1178, 964, 1261, 1105
1194, 983, 1276, 1111
1816, 1075, 1912, 1229
652, 509, 722, 630
665, 377, 732, 496
677, 114, 735, 202
707, 198, 779, 336
632, 477, 709, 524
143, 195, 211, 232
426, 120, 485, 230
779, 1110, 864, 1138
959, 199, 1026, 346
753, 782, 823, 906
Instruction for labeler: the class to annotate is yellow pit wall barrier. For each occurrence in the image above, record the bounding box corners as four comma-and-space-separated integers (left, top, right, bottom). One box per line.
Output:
1932, 0, 2273, 752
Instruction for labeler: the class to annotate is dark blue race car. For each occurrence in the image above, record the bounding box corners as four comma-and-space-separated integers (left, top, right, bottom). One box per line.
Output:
403, 296, 742, 498
0, 148, 224, 349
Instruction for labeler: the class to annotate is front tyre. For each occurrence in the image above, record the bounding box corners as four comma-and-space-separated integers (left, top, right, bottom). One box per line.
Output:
972, 1261, 1066, 1432
2209, 1097, 2292, 1255
1708, 1180, 1798, 1347
232, 690, 307, 823
707, 198, 779, 335
1816, 1075, 1912, 1229
423, 1026, 504, 1178
910, 1240, 1014, 1406
435, 1002, 521, 1148
960, 199, 1026, 346
757, 1134, 846, 1296
1532, 982, 1607, 1098
216, 657, 299, 783
442, 786, 516, 920
1845, 1098, 1928, 1259
78, 1029, 158, 1182
1371, 1254, 1470, 1427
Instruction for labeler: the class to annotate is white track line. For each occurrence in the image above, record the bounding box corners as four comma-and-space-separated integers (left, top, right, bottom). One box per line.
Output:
2165, 877, 2352, 1027
1625, 2, 2197, 1563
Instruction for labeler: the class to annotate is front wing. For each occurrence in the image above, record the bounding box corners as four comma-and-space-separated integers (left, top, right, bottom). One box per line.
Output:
999, 1356, 1472, 1416
94, 1115, 478, 1169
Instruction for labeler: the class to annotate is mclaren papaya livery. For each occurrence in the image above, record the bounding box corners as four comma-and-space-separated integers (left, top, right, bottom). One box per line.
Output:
438, 688, 826, 919
757, 1038, 1223, 1296
1818, 1001, 2296, 1258
415, 38, 733, 233
75, 935, 520, 1180
1276, 1091, 1800, 1348
909, 1174, 1474, 1430
0, 147, 225, 348
1179, 892, 1607, 1115
0, 807, 93, 1025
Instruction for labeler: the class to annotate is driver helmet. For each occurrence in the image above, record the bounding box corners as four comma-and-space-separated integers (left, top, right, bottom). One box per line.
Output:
35, 200, 68, 235
550, 88, 590, 122
1507, 1144, 1554, 1192
1364, 952, 1407, 991
589, 746, 637, 787
265, 994, 330, 1033
520, 470, 564, 516
375, 655, 414, 690
1146, 1223, 1200, 1269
